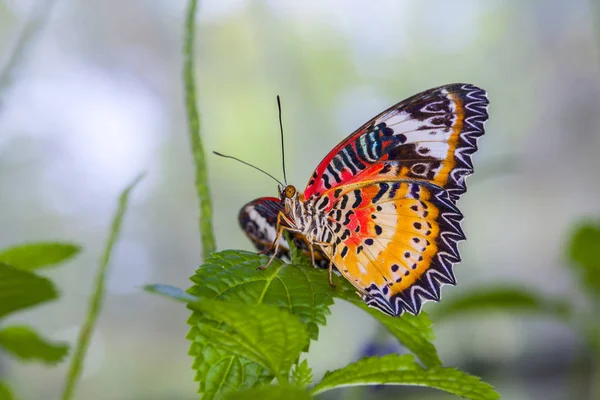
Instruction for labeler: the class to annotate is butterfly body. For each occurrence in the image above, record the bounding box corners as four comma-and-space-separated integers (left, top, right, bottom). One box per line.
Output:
238, 83, 489, 316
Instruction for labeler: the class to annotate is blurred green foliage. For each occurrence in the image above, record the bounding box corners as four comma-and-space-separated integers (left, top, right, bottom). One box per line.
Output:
0, 242, 80, 399
0, 243, 80, 272
0, 326, 68, 364
567, 220, 600, 298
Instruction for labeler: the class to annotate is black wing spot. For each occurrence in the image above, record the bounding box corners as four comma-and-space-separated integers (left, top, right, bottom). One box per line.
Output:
380, 164, 392, 174
334, 188, 342, 198
374, 225, 383, 235
414, 222, 422, 230
372, 183, 389, 204
318, 196, 330, 210
404, 252, 410, 258
340, 195, 349, 209
322, 173, 332, 189
352, 190, 363, 208
356, 245, 363, 254
344, 211, 354, 225
413, 237, 420, 243
391, 264, 399, 272
388, 182, 400, 198
340, 246, 348, 258
365, 238, 374, 246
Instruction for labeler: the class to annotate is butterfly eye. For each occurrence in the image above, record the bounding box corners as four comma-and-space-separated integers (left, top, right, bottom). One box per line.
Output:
285, 185, 296, 198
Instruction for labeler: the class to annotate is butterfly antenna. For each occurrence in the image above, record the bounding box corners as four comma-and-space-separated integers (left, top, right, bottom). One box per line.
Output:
277, 95, 288, 186
213, 151, 285, 187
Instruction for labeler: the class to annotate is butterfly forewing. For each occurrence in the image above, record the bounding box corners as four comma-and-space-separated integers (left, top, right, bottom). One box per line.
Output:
303, 83, 488, 203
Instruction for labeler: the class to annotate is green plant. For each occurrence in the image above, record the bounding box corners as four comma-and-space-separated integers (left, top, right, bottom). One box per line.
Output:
0, 242, 81, 399
61, 175, 144, 400
146, 244, 499, 399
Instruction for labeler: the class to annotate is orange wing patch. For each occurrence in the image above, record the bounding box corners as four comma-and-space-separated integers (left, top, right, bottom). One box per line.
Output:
325, 181, 463, 315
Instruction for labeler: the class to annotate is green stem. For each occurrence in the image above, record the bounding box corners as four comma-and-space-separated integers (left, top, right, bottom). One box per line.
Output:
183, 0, 216, 257
0, 0, 58, 95
61, 174, 145, 400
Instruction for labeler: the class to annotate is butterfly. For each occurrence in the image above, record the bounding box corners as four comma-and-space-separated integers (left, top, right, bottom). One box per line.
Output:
238, 83, 489, 316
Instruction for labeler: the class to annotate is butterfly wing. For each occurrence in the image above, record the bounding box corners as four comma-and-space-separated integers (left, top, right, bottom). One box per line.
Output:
303, 83, 489, 203
319, 180, 463, 316
239, 197, 329, 268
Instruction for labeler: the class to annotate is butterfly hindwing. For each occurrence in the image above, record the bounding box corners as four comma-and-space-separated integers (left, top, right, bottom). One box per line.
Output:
321, 180, 464, 315
303, 83, 488, 203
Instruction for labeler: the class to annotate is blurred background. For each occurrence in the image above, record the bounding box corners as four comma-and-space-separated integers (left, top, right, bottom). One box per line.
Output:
1, 0, 599, 399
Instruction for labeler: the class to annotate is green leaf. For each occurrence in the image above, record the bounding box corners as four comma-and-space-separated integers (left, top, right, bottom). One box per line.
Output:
189, 250, 335, 340
291, 359, 312, 387
0, 242, 81, 271
190, 299, 309, 382
184, 250, 337, 398
0, 382, 14, 400
144, 284, 197, 302
333, 279, 441, 368
429, 287, 572, 322
567, 221, 600, 296
0, 325, 69, 364
0, 263, 58, 318
146, 285, 273, 396
310, 354, 499, 400
223, 385, 313, 400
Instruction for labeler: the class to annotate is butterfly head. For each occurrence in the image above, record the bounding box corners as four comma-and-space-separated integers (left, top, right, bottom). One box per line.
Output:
280, 185, 300, 215
283, 185, 296, 199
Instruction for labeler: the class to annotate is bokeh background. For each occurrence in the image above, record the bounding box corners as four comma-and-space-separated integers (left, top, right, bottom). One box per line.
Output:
1, 0, 600, 399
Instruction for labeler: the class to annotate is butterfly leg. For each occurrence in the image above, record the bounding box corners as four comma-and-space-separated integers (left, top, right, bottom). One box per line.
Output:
258, 212, 299, 270
309, 245, 317, 268
314, 241, 336, 288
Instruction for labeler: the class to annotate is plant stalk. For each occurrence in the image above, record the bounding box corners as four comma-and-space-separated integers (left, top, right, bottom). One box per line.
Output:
61, 174, 144, 400
183, 0, 216, 257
